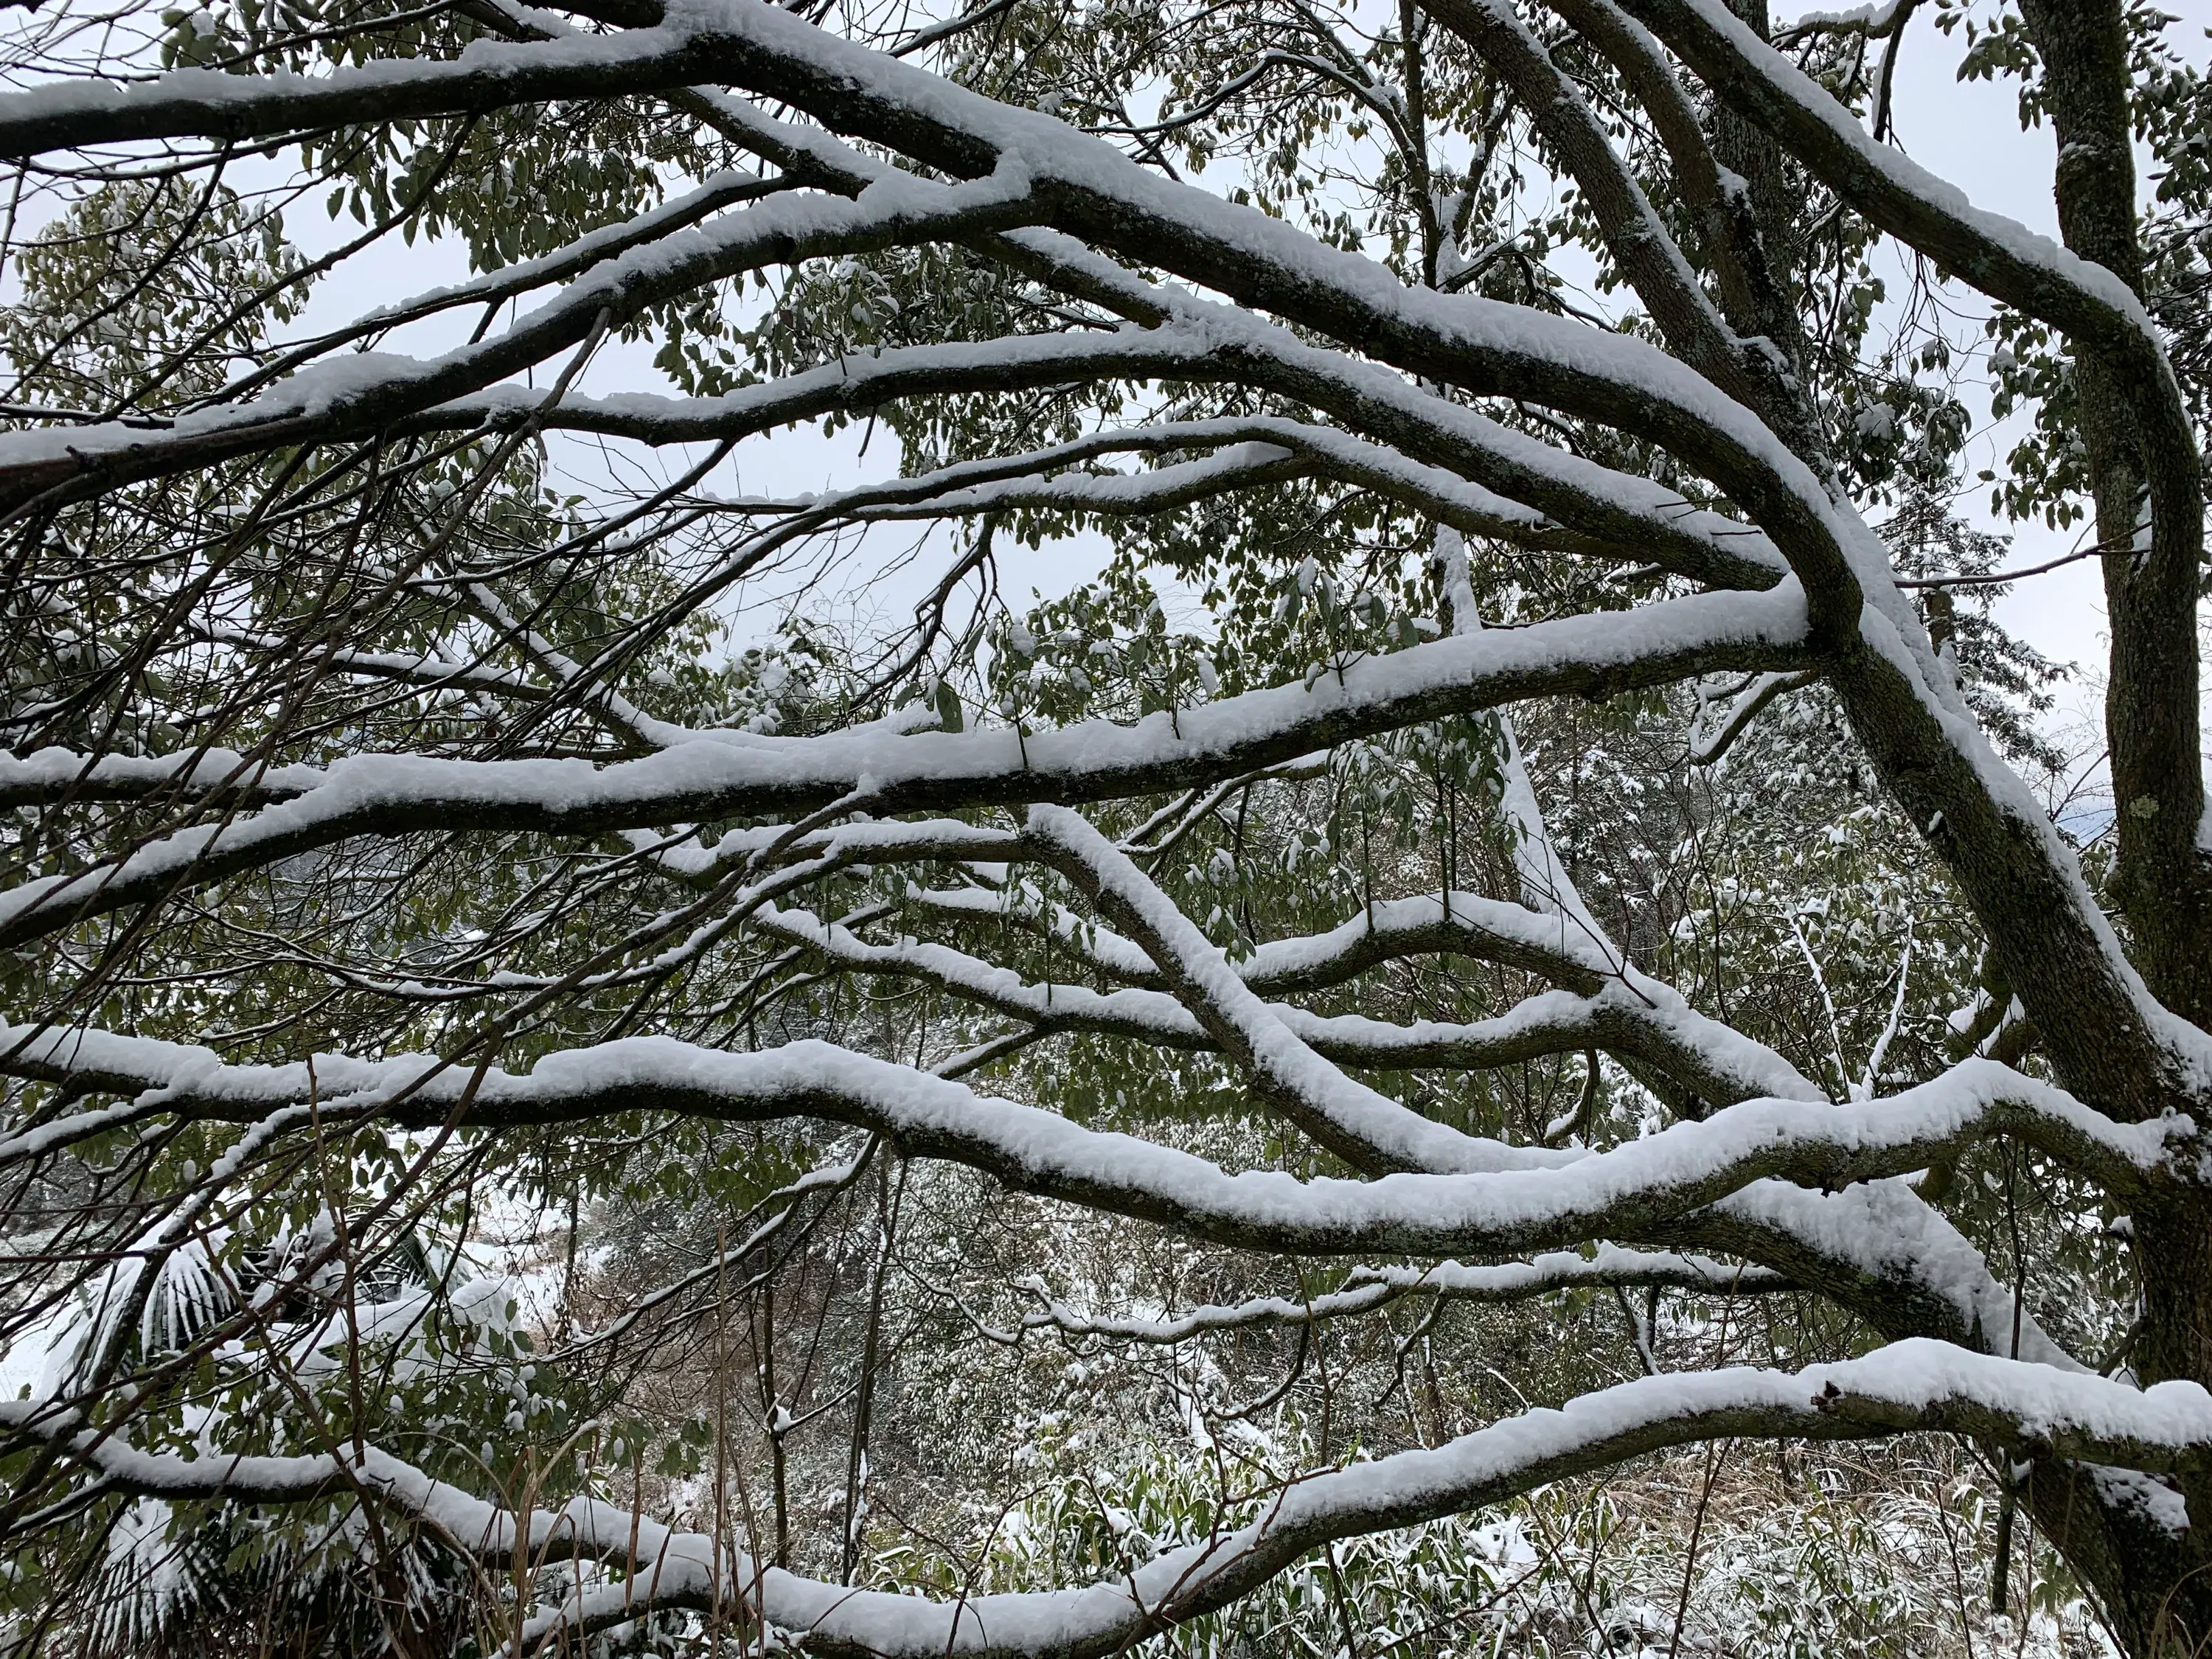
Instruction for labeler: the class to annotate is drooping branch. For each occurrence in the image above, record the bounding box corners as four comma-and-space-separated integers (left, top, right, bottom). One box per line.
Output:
10, 1343, 2207, 1659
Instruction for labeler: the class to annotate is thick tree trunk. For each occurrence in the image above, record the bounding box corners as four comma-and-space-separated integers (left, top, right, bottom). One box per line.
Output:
2007, 10, 2212, 1651
2018, 0, 2212, 1029
2021, 1197, 2212, 1655
2023, 1450, 2212, 1657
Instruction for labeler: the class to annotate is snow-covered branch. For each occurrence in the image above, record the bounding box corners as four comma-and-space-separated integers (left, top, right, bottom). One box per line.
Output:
757, 895, 1823, 1110
13, 1344, 2208, 1659
0, 744, 327, 811
0, 1024, 2181, 1253
1004, 1248, 1792, 1346
0, 1, 745, 158
0, 587, 1806, 951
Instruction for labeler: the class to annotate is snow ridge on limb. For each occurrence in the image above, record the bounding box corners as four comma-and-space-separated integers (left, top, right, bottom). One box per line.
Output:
0, 1026, 2181, 1251
557, 1, 1878, 644
0, 585, 1809, 952
21, 313, 1791, 594
946, 125, 2212, 1113
1433, 527, 1780, 1119
1545, 0, 1809, 371
764, 892, 1822, 1110
900, 883, 1613, 996
1005, 1248, 1792, 1346
224, 167, 787, 403
1685, 1178, 2082, 1369
12, 1346, 2206, 1659
0, 745, 327, 810
672, 410, 1775, 585
14, 0, 2185, 1116
0, 159, 1050, 510
2, 1, 1854, 605
1234, 887, 1822, 1107
1775, 2, 1919, 41
751, 1345, 2212, 1658
1023, 802, 1507, 1175
0, 0, 737, 159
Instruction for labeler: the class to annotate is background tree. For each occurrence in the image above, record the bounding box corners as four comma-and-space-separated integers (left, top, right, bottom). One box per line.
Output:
1, 0, 2210, 1655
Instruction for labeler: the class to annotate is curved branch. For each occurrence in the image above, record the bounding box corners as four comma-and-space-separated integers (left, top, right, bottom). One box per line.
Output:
1688, 667, 1818, 765
1023, 802, 1495, 1176
1612, 0, 2164, 361
10, 1344, 2208, 1659
760, 894, 1822, 1110
212, 167, 789, 407
0, 1027, 2178, 1250
0, 586, 1808, 951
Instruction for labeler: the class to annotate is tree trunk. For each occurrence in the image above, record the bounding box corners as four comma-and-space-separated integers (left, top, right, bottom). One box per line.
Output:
1998, 15, 2212, 1643
2017, 0, 2212, 1029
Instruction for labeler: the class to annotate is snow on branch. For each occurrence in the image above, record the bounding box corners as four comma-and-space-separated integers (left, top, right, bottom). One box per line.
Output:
1024, 802, 1508, 1176
0, 744, 327, 811
0, 0, 749, 159
1001, 1248, 1792, 1346
1773, 1, 1921, 43
0, 585, 1808, 951
0, 157, 1049, 512
1544, 0, 1790, 363
0, 1020, 2182, 1256
222, 167, 789, 404
1617, 0, 2174, 372
829, 412, 1779, 582
11, 1343, 2208, 1658
442, 318, 1796, 594
572, 0, 1883, 626
753, 897, 1795, 1111
4, 2, 1857, 597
